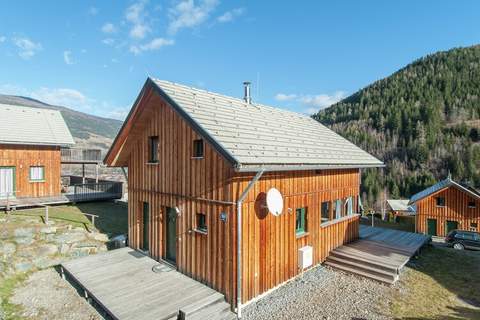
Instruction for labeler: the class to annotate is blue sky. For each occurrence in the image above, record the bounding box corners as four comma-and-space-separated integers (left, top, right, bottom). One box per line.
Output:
0, 1, 479, 120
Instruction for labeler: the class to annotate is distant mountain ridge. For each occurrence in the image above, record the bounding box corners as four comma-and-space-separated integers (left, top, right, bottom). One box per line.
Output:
0, 94, 123, 150
314, 45, 480, 207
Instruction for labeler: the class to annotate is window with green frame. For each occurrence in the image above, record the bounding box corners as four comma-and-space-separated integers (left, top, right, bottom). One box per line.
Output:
29, 166, 45, 182
295, 207, 307, 235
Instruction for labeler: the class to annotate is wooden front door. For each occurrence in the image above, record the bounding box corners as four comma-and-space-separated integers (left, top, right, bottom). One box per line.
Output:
0, 167, 15, 199
165, 207, 177, 264
142, 202, 149, 252
427, 218, 437, 236
445, 220, 458, 234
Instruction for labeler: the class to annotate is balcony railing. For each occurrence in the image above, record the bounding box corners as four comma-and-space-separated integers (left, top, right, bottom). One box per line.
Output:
61, 148, 103, 164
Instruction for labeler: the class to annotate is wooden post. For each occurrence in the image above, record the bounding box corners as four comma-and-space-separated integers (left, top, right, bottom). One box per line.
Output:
45, 206, 49, 224
82, 164, 86, 184
91, 215, 95, 230
95, 164, 99, 183
60, 266, 66, 280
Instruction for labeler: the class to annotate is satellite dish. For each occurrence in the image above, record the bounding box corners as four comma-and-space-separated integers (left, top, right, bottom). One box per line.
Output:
266, 188, 283, 216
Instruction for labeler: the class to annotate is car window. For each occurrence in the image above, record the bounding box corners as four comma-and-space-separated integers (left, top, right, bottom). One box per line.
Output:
463, 233, 475, 240
474, 233, 480, 241
454, 233, 464, 239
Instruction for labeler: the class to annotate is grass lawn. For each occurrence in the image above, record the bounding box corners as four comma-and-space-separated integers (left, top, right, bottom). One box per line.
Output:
12, 201, 128, 236
0, 273, 29, 320
391, 246, 480, 319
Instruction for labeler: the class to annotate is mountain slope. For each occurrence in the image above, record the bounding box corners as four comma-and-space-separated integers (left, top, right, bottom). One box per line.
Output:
314, 45, 480, 206
0, 94, 123, 150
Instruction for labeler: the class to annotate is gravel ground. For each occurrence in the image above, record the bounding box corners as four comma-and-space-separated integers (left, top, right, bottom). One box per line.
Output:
10, 268, 103, 320
243, 266, 392, 320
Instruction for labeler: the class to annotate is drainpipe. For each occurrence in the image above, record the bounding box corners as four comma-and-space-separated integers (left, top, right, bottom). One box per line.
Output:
237, 168, 265, 319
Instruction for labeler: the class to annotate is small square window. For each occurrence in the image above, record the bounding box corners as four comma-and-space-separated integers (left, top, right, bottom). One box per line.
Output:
471, 222, 478, 229
193, 139, 204, 158
295, 207, 307, 235
196, 213, 207, 233
468, 201, 476, 208
148, 136, 159, 163
321, 202, 330, 224
30, 166, 45, 181
436, 197, 445, 207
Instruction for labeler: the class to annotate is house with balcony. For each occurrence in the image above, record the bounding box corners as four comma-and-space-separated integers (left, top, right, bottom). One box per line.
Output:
0, 103, 122, 209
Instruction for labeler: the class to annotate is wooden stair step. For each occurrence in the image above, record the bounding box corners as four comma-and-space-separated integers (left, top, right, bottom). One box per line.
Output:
187, 301, 232, 320
326, 255, 397, 278
330, 250, 399, 273
324, 260, 397, 285
179, 292, 225, 319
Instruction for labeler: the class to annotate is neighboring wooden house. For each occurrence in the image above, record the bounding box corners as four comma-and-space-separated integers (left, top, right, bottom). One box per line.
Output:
386, 199, 415, 220
105, 78, 383, 313
409, 178, 480, 236
0, 104, 74, 199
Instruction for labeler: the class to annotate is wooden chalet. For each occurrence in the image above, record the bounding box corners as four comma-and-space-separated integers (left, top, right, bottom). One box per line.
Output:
105, 78, 383, 315
0, 104, 122, 209
410, 177, 480, 236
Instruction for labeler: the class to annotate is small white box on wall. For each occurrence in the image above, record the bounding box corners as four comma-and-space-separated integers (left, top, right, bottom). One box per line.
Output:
298, 245, 313, 270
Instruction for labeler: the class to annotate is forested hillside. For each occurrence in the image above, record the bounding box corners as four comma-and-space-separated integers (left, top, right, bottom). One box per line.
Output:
314, 45, 480, 207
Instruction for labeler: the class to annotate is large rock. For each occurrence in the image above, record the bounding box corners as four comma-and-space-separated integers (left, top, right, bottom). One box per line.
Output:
14, 262, 34, 273
54, 232, 86, 244
88, 232, 109, 242
14, 228, 34, 238
36, 244, 58, 257
14, 237, 34, 245
0, 242, 16, 256
40, 226, 57, 234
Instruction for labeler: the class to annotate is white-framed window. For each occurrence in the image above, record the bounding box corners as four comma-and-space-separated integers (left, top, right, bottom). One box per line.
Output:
30, 166, 45, 182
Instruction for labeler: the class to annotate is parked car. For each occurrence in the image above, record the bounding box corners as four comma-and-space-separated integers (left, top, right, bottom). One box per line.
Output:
445, 230, 480, 250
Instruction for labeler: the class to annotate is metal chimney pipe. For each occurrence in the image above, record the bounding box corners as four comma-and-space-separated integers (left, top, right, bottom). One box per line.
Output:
243, 81, 251, 104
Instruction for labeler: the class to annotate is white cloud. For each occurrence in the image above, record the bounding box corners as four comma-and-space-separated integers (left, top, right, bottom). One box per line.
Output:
105, 107, 130, 120
217, 7, 245, 23
63, 50, 74, 65
101, 22, 117, 34
130, 37, 174, 55
12, 37, 42, 60
168, 0, 219, 34
274, 91, 347, 113
88, 7, 99, 16
130, 23, 150, 39
0, 36, 6, 43
299, 91, 347, 108
274, 93, 297, 102
125, 0, 151, 39
102, 38, 115, 46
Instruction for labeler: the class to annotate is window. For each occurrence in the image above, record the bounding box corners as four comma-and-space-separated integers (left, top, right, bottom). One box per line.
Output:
321, 202, 330, 224
436, 197, 445, 207
193, 139, 204, 158
333, 199, 342, 219
471, 222, 478, 231
468, 201, 476, 208
196, 213, 207, 233
148, 136, 159, 163
29, 166, 45, 182
295, 207, 307, 235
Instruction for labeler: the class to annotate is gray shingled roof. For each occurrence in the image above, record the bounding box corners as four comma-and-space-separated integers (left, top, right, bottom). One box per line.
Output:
386, 199, 415, 212
0, 104, 75, 146
152, 79, 383, 171
409, 178, 480, 204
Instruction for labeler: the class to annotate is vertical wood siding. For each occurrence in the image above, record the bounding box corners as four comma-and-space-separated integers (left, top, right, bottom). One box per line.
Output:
416, 186, 480, 236
126, 93, 237, 303
233, 169, 360, 303
125, 91, 362, 305
0, 144, 61, 198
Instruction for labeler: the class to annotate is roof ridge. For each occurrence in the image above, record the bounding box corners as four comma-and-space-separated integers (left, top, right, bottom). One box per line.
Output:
151, 78, 313, 119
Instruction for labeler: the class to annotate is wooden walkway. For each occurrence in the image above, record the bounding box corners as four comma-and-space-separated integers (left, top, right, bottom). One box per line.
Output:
61, 247, 234, 320
325, 225, 431, 284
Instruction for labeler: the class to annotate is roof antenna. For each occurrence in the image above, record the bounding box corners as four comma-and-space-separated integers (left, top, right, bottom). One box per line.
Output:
243, 81, 252, 104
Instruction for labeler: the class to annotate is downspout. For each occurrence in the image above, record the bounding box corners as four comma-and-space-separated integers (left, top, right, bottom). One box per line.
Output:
237, 168, 265, 319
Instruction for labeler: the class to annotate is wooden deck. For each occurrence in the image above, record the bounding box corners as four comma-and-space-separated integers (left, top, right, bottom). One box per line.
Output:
325, 225, 431, 284
61, 247, 234, 320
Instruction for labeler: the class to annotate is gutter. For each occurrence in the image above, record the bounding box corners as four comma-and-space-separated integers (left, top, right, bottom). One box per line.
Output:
236, 168, 265, 319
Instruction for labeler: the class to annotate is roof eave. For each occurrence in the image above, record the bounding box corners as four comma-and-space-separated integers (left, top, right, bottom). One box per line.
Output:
235, 162, 385, 173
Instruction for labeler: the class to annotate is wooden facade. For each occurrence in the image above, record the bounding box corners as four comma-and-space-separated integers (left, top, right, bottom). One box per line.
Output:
119, 91, 362, 305
415, 186, 480, 236
0, 144, 61, 198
